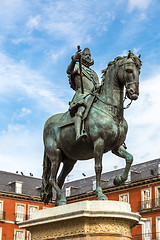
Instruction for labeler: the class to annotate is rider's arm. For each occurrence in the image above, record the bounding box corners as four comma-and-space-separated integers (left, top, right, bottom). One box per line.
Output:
67, 50, 81, 75
66, 56, 78, 74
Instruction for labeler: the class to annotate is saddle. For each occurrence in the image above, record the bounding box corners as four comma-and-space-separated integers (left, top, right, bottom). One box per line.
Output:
58, 94, 95, 128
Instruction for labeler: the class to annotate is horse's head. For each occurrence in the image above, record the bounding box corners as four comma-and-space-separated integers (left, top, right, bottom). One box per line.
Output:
117, 51, 142, 101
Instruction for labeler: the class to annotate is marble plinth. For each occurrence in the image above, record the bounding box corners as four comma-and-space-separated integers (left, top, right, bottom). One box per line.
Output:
19, 200, 141, 240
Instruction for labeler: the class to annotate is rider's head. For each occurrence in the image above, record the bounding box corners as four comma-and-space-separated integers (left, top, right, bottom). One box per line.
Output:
82, 48, 94, 67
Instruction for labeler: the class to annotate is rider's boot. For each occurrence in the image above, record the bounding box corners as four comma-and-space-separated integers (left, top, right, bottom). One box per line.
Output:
75, 106, 87, 141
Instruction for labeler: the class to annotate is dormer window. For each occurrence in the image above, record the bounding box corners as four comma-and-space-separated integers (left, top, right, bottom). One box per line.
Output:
15, 181, 23, 194
8, 181, 23, 194
158, 163, 160, 175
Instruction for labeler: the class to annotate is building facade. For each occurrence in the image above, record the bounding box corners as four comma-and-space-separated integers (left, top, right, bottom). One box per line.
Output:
0, 171, 53, 240
0, 158, 160, 239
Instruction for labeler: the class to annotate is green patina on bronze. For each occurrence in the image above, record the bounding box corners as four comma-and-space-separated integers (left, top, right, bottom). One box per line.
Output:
41, 47, 142, 206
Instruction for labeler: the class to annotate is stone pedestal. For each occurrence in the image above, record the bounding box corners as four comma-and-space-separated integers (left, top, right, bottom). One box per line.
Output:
19, 200, 141, 240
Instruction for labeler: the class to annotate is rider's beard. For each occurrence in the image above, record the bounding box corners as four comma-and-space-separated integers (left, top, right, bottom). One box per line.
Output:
82, 58, 94, 67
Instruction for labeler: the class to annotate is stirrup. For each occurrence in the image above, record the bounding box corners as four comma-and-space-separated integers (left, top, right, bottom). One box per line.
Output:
76, 133, 87, 141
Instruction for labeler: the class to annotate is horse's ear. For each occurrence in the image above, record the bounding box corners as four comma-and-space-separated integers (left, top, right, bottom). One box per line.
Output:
138, 54, 141, 58
127, 50, 132, 59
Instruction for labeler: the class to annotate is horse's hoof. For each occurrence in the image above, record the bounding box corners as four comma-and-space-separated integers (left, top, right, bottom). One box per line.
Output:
58, 200, 67, 206
114, 176, 122, 186
97, 194, 108, 200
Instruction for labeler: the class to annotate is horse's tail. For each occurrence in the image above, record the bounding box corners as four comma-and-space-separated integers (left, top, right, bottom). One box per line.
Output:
40, 150, 52, 204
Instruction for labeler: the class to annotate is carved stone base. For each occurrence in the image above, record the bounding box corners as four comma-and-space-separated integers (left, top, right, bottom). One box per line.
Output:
19, 201, 141, 240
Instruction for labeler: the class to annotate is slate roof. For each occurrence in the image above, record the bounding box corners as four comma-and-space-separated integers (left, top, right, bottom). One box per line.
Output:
0, 170, 42, 198
0, 158, 160, 199
64, 158, 160, 197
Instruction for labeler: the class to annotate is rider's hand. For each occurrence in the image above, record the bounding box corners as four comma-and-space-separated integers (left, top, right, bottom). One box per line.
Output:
72, 50, 82, 62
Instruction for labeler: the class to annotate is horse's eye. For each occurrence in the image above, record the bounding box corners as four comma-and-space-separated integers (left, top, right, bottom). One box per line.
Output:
125, 68, 133, 74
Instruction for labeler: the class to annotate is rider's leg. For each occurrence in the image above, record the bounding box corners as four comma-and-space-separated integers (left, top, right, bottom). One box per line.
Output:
75, 106, 86, 141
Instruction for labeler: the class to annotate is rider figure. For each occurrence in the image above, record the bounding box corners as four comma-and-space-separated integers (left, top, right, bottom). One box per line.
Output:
67, 47, 99, 141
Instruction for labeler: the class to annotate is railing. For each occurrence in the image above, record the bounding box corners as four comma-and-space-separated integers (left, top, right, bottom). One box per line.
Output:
0, 211, 5, 221
14, 213, 27, 223
138, 198, 160, 211
132, 232, 160, 240
27, 214, 35, 220
152, 198, 160, 208
138, 200, 152, 211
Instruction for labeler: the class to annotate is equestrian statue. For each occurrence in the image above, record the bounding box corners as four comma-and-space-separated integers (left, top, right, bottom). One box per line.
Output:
41, 46, 142, 206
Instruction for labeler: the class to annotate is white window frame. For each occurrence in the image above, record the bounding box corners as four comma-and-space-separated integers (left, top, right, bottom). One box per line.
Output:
119, 192, 129, 203
0, 200, 3, 220
28, 205, 39, 220
156, 216, 160, 240
126, 170, 131, 182
14, 229, 25, 240
158, 164, 160, 175
142, 218, 152, 240
66, 186, 71, 197
15, 203, 26, 222
155, 186, 160, 207
0, 227, 2, 240
92, 180, 96, 191
141, 188, 151, 210
27, 231, 31, 240
15, 181, 23, 194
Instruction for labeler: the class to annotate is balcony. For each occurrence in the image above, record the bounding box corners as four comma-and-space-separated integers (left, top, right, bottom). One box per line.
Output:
0, 211, 5, 221
14, 213, 27, 223
152, 198, 160, 209
138, 200, 152, 212
138, 198, 160, 212
132, 232, 160, 240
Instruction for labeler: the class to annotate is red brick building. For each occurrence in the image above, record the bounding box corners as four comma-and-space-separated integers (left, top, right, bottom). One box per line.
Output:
0, 171, 53, 240
0, 158, 160, 240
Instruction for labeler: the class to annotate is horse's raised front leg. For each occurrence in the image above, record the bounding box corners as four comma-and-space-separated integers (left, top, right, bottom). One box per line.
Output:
112, 145, 133, 186
49, 148, 67, 206
94, 138, 108, 200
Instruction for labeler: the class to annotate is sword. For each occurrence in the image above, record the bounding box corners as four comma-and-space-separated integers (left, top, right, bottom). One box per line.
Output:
77, 45, 84, 94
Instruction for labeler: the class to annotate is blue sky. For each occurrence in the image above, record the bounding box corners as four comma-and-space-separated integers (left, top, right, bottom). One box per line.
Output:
0, 0, 160, 181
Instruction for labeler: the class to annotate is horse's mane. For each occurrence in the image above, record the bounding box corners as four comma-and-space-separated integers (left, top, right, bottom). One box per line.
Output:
101, 52, 142, 86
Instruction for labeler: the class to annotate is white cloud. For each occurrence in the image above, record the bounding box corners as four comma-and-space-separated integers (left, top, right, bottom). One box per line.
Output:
0, 123, 43, 177
125, 70, 160, 164
12, 107, 31, 120
128, 0, 152, 12
26, 15, 41, 31
0, 52, 67, 114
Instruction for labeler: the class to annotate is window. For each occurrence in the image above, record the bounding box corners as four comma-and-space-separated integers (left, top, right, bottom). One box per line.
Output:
14, 230, 25, 240
15, 182, 23, 194
142, 218, 152, 240
141, 188, 151, 209
66, 187, 71, 197
0, 201, 3, 220
28, 205, 39, 220
158, 164, 160, 175
92, 180, 96, 191
27, 231, 31, 240
119, 193, 129, 203
156, 217, 160, 239
126, 171, 131, 182
155, 186, 160, 207
15, 203, 26, 222
0, 227, 2, 240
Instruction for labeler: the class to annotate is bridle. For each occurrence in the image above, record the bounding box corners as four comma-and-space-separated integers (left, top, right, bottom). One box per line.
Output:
94, 60, 140, 110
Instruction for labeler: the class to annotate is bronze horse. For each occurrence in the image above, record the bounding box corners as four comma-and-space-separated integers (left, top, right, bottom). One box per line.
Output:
41, 51, 142, 206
